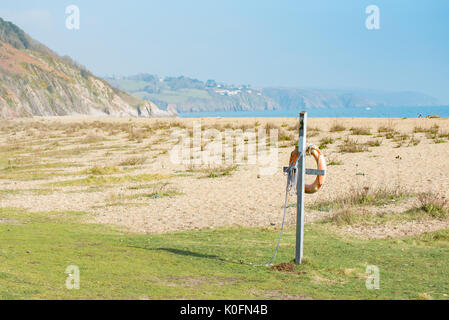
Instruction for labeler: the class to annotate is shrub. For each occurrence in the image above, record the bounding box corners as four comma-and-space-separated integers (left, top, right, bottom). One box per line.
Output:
119, 157, 147, 166
338, 138, 368, 153
319, 137, 334, 149
330, 124, 346, 132
415, 193, 448, 219
365, 139, 382, 147
350, 127, 371, 135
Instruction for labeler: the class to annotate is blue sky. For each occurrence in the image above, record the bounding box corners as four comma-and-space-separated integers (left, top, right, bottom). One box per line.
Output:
1, 0, 448, 103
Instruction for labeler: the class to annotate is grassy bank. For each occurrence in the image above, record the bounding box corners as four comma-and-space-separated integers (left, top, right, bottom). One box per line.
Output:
0, 208, 448, 300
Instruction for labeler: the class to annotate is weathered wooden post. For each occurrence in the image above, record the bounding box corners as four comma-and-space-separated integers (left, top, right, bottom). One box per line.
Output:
295, 111, 307, 264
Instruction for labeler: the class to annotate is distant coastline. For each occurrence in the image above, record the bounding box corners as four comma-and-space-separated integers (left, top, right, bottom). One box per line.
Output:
179, 106, 449, 118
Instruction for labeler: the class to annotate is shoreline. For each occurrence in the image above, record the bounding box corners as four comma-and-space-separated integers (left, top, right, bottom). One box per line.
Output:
3, 116, 449, 121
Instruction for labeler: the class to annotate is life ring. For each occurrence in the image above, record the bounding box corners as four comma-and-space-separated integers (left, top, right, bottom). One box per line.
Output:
289, 145, 326, 194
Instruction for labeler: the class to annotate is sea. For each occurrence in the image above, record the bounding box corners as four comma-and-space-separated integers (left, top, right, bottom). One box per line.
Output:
179, 106, 449, 119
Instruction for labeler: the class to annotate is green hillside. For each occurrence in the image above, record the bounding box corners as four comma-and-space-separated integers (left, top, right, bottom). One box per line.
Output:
106, 75, 278, 113
107, 74, 440, 113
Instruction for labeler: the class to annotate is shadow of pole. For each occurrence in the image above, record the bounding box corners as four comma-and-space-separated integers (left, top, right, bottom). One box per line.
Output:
127, 245, 253, 266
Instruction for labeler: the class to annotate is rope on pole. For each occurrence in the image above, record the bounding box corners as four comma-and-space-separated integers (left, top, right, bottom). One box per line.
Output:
254, 164, 296, 267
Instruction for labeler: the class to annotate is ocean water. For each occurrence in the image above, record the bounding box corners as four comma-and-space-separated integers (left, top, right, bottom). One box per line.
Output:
179, 106, 449, 118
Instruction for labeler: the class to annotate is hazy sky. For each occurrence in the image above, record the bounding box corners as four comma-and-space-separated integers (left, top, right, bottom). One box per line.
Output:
1, 0, 448, 103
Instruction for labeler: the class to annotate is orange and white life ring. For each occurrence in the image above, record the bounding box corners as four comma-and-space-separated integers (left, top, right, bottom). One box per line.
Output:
289, 145, 326, 194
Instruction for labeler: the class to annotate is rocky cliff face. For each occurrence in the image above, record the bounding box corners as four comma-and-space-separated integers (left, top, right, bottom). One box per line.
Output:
0, 18, 176, 118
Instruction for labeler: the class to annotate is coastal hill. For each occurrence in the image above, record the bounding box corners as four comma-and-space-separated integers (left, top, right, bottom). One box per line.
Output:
0, 18, 176, 118
106, 74, 440, 113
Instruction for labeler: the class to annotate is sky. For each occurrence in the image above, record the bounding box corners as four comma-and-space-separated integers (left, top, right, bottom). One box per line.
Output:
1, 0, 448, 103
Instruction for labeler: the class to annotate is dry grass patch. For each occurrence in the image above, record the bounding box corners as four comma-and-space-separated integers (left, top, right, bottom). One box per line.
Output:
327, 158, 343, 166
350, 127, 371, 136
169, 120, 187, 129
151, 120, 171, 131
326, 209, 358, 226
82, 166, 122, 175
321, 192, 449, 233
414, 124, 440, 134
279, 134, 293, 142
319, 137, 334, 149
393, 133, 410, 142
0, 171, 56, 181
364, 139, 382, 147
118, 156, 148, 167
264, 122, 280, 134
127, 127, 149, 142
407, 136, 421, 146
377, 124, 400, 139
287, 121, 299, 131
413, 193, 448, 220
392, 133, 422, 148
50, 173, 171, 187
338, 138, 369, 153
377, 124, 396, 134
439, 130, 449, 139
132, 183, 183, 200
107, 183, 183, 205
310, 185, 412, 212
307, 127, 320, 138
187, 165, 238, 178
278, 128, 293, 142
82, 132, 105, 144
329, 123, 346, 133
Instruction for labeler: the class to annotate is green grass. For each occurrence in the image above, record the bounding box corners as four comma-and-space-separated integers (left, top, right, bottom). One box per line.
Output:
0, 207, 448, 300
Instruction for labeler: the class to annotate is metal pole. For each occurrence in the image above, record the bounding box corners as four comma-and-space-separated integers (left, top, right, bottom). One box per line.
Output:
295, 111, 307, 264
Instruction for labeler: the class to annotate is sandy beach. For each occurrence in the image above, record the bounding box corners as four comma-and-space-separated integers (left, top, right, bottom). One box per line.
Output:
1, 116, 448, 238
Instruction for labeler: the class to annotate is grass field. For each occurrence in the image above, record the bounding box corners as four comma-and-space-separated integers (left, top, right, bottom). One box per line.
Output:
1, 207, 448, 300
